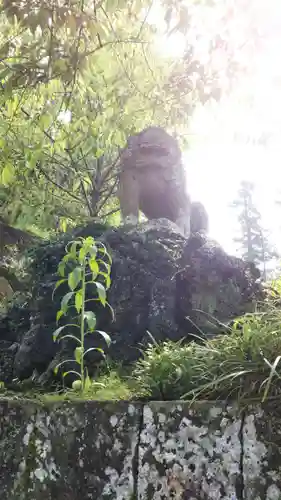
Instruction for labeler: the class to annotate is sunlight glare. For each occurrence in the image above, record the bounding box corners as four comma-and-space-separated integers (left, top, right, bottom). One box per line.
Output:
151, 0, 281, 256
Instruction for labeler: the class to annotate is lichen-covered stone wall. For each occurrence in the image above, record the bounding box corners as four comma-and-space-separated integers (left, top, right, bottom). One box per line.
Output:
0, 399, 280, 499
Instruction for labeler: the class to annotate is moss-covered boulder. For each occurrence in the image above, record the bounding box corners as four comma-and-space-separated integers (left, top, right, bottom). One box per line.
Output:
0, 219, 263, 386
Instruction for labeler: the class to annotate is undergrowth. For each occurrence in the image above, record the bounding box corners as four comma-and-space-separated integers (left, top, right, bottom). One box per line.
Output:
41, 369, 147, 403
2, 303, 281, 404
133, 305, 281, 403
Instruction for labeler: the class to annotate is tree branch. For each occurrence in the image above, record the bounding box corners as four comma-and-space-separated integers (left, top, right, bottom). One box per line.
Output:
36, 161, 81, 202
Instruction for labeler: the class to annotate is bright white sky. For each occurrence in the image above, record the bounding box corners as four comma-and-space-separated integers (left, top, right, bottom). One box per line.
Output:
151, 0, 281, 256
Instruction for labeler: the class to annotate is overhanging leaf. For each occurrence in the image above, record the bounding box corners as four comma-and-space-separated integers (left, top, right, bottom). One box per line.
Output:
95, 282, 106, 306
52, 279, 67, 300
78, 247, 86, 264
84, 347, 105, 356
61, 291, 74, 313
63, 370, 81, 379
84, 310, 97, 331
75, 289, 83, 313
57, 334, 81, 344
95, 330, 111, 346
58, 262, 66, 277
68, 267, 82, 291
1, 162, 15, 186
74, 346, 83, 364
56, 309, 64, 323
89, 257, 99, 278
53, 325, 68, 341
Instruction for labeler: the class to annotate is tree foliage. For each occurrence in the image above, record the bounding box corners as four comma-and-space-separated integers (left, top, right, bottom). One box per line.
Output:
230, 181, 279, 277
0, 0, 255, 235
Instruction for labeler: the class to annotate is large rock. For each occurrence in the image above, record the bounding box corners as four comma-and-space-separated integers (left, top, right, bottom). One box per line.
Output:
0, 219, 263, 385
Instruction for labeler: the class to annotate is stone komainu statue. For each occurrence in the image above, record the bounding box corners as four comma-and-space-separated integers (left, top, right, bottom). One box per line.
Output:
118, 126, 191, 236
118, 126, 208, 236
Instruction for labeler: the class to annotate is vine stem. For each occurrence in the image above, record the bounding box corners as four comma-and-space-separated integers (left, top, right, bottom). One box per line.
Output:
80, 255, 86, 392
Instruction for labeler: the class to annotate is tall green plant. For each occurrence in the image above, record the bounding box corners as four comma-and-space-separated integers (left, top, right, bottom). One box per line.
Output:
53, 236, 112, 392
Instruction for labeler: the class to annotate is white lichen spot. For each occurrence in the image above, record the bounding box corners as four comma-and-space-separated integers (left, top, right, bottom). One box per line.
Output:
143, 405, 154, 425
267, 470, 280, 481
34, 468, 48, 482
128, 404, 135, 416
243, 414, 267, 480
266, 484, 281, 500
18, 459, 26, 473
158, 413, 166, 424
158, 431, 166, 443
23, 422, 34, 446
110, 415, 119, 428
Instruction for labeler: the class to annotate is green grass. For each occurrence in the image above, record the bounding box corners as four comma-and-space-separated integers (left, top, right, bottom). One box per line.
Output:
132, 305, 281, 403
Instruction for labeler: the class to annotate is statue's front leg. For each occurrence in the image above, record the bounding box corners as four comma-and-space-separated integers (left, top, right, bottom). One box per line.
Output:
118, 168, 139, 226
176, 194, 191, 237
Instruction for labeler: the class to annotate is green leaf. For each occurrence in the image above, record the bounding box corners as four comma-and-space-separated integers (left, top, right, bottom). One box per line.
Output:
54, 359, 78, 371
68, 267, 82, 291
56, 310, 64, 322
98, 243, 112, 264
53, 325, 68, 341
52, 279, 66, 300
55, 279, 66, 290
74, 346, 83, 364
95, 282, 106, 306
88, 244, 97, 258
61, 291, 74, 313
84, 347, 105, 357
105, 301, 115, 321
75, 289, 83, 313
95, 330, 111, 346
84, 375, 92, 391
89, 257, 99, 278
1, 162, 15, 186
63, 370, 81, 379
57, 334, 81, 344
78, 247, 86, 264
58, 262, 66, 277
97, 260, 111, 274
262, 355, 281, 402
98, 271, 111, 289
84, 310, 96, 331
69, 241, 78, 259
60, 219, 68, 233
62, 253, 73, 263
96, 148, 104, 158
39, 113, 53, 129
